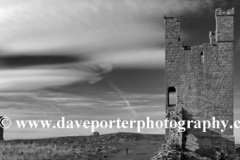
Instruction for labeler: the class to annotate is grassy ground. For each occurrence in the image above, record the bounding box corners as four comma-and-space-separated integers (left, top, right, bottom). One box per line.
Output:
0, 133, 165, 160
107, 140, 161, 160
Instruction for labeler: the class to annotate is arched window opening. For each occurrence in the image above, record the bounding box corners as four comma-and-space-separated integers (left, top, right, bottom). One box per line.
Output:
168, 87, 176, 107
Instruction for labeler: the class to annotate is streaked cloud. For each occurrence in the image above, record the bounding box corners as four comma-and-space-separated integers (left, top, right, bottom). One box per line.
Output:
0, 90, 165, 139
0, 0, 213, 62
0, 66, 101, 91
0, 0, 216, 92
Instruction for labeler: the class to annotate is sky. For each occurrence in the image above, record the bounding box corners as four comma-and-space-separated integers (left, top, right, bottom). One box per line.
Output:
0, 0, 240, 142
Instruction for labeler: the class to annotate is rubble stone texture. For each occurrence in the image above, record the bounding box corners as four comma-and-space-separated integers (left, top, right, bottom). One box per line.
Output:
163, 8, 235, 159
166, 106, 183, 148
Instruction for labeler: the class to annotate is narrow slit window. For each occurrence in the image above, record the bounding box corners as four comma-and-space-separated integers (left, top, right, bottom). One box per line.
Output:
168, 87, 176, 107
200, 52, 204, 63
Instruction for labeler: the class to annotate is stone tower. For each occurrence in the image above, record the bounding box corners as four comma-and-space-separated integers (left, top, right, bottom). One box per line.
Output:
164, 8, 235, 157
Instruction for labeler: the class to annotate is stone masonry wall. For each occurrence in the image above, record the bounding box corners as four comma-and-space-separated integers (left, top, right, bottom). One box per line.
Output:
164, 8, 235, 158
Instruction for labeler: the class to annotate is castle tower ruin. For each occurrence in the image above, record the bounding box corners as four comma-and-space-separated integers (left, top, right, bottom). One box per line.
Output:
165, 8, 235, 157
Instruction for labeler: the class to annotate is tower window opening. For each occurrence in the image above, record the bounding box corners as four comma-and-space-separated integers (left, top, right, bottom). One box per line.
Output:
168, 87, 176, 107
200, 52, 205, 63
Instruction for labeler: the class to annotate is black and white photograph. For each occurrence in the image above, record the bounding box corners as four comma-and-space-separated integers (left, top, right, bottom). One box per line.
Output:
0, 0, 239, 159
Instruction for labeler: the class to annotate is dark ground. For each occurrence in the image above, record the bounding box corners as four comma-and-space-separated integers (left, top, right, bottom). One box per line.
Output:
0, 132, 165, 160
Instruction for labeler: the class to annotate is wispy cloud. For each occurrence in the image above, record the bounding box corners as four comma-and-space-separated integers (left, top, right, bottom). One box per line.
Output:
0, 0, 213, 62
0, 66, 101, 91
109, 81, 138, 117
0, 0, 216, 92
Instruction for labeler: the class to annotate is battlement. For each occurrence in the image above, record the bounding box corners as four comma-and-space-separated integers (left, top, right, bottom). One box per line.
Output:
164, 15, 180, 29
164, 15, 180, 21
215, 8, 234, 16
164, 8, 234, 45
215, 8, 234, 42
209, 31, 216, 45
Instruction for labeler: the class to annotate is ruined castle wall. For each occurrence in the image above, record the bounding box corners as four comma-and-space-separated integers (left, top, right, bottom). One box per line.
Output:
165, 8, 235, 155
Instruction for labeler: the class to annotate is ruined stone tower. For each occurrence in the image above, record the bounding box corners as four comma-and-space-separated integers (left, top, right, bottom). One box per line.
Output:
165, 8, 235, 157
